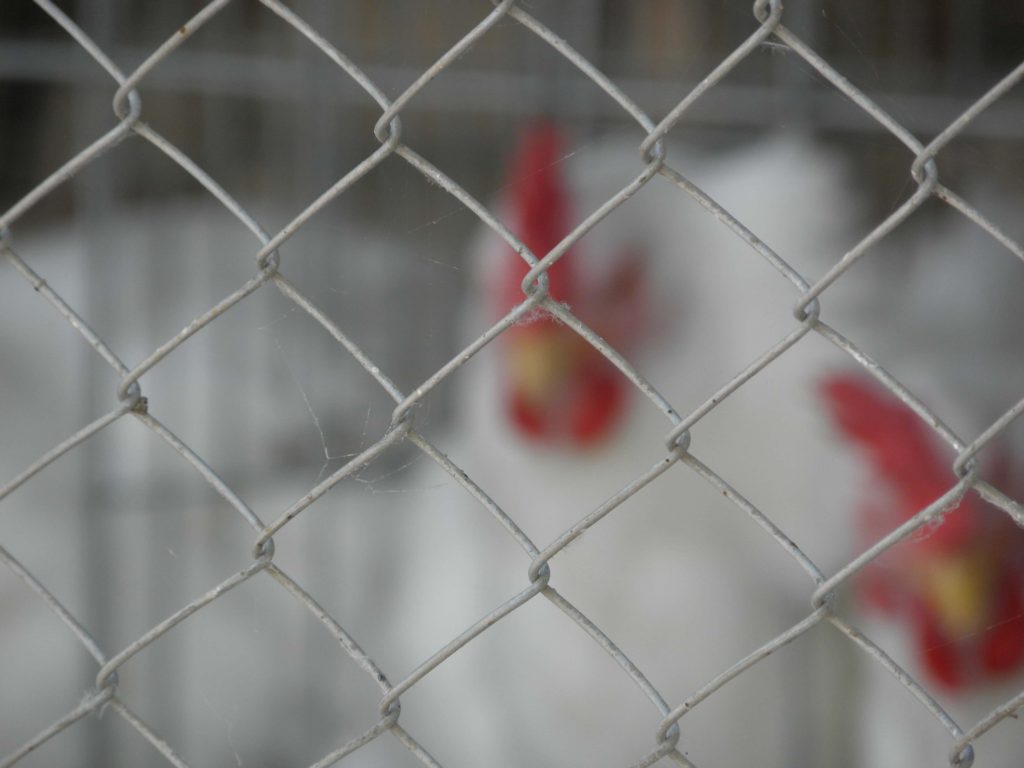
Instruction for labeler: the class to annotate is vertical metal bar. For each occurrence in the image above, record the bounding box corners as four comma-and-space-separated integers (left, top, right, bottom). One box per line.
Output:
72, 0, 117, 763
774, 0, 818, 131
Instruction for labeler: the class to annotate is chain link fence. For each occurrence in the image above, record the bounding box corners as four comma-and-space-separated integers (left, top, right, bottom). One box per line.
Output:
1, 1, 1023, 766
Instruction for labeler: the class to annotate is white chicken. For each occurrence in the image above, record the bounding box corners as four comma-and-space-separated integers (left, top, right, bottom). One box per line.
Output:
380, 124, 878, 768
819, 199, 1024, 768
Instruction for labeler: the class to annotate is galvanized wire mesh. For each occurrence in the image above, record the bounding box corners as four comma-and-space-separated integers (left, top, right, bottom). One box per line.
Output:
1, 1, 1023, 767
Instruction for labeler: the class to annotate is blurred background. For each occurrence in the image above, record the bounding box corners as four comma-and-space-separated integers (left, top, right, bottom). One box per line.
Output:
1, 2, 1023, 767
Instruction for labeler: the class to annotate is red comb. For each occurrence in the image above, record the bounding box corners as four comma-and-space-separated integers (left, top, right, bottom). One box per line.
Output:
499, 122, 576, 313
820, 375, 979, 551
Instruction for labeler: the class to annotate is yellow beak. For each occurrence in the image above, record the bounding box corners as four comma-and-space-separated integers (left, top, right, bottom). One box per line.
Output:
505, 329, 581, 406
921, 550, 993, 637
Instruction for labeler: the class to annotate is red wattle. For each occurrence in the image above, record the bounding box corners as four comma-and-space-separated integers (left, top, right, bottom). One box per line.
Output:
981, 578, 1024, 677
508, 391, 547, 439
917, 607, 967, 691
568, 368, 627, 445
